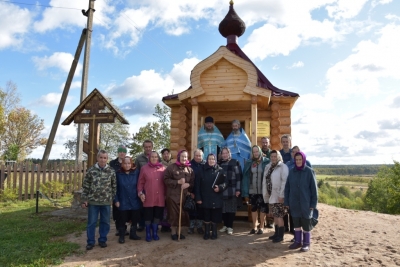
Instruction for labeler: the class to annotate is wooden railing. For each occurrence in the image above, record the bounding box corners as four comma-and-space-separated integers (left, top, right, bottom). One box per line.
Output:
0, 162, 87, 200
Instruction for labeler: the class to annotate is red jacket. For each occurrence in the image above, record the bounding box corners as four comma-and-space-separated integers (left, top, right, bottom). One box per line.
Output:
137, 164, 166, 207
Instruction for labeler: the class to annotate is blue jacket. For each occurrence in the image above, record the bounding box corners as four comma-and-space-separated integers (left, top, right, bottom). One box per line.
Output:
114, 169, 141, 211
284, 166, 318, 219
241, 157, 270, 197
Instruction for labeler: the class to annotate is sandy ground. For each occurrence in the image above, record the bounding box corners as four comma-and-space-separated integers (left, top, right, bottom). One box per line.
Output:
60, 203, 400, 267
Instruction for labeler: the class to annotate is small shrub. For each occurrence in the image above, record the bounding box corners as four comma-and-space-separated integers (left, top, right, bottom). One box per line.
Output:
0, 188, 18, 202
40, 181, 65, 199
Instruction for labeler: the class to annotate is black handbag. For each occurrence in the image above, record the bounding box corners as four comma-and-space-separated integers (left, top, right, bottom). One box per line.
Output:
183, 195, 196, 211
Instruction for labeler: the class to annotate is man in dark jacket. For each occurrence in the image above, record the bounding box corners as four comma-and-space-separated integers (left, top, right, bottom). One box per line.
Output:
134, 140, 154, 171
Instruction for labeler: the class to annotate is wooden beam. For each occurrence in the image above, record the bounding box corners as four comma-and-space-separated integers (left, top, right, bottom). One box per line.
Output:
244, 119, 250, 139
191, 98, 199, 154
251, 96, 258, 145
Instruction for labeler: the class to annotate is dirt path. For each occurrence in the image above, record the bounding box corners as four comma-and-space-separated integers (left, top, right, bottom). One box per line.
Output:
60, 203, 400, 267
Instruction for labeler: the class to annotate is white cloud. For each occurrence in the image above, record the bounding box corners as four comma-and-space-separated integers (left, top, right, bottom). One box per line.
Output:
99, 8, 151, 55
242, 1, 342, 60
105, 56, 200, 116
33, 0, 114, 33
385, 14, 400, 21
32, 52, 83, 74
34, 92, 73, 107
107, 56, 199, 98
372, 0, 393, 8
325, 23, 400, 100
0, 3, 32, 49
288, 61, 304, 69
59, 81, 81, 91
272, 65, 279, 70
326, 0, 368, 20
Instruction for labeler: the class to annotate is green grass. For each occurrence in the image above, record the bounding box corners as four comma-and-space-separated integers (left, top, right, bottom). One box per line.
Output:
316, 175, 370, 191
0, 199, 86, 267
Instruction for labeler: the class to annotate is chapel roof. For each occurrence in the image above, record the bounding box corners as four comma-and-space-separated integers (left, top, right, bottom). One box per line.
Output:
162, 1, 299, 101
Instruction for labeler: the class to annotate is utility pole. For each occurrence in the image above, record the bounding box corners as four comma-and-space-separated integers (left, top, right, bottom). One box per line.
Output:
76, 0, 95, 164
41, 29, 87, 168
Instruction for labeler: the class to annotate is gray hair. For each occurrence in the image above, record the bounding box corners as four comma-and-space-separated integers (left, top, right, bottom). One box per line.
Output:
97, 149, 108, 158
193, 149, 204, 157
232, 119, 241, 126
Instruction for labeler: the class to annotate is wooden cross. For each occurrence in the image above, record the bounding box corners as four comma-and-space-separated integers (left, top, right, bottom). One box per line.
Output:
62, 89, 129, 167
73, 96, 115, 166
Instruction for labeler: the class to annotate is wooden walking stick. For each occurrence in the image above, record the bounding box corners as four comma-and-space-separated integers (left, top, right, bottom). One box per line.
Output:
178, 184, 184, 241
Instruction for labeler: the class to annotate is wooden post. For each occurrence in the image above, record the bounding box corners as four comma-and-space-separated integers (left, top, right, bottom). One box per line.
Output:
191, 98, 199, 155
244, 119, 250, 140
77, 0, 96, 164
251, 96, 258, 145
18, 165, 23, 201
24, 165, 29, 200
41, 29, 87, 168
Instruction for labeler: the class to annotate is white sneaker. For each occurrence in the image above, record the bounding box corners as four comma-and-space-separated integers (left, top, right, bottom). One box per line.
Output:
219, 226, 227, 232
227, 228, 233, 235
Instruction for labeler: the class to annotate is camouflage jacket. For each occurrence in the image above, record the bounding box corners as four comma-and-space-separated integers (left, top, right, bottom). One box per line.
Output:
81, 163, 117, 205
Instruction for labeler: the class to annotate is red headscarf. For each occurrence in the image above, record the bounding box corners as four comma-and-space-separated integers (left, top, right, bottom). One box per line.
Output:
175, 150, 191, 167
148, 151, 163, 168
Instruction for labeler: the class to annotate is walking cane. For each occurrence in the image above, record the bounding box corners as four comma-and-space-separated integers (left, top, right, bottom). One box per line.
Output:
178, 185, 184, 241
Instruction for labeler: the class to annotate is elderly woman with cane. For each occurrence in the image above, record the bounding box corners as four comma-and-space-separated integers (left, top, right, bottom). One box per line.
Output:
164, 150, 195, 240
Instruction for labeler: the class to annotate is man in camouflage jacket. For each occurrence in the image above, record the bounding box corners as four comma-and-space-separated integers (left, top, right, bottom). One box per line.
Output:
81, 150, 117, 250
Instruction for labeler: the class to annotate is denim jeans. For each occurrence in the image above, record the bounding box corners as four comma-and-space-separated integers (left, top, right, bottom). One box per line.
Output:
87, 204, 111, 245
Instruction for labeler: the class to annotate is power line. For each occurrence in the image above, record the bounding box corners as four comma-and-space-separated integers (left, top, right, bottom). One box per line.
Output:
4, 0, 179, 67
0, 0, 81, 10
120, 12, 178, 62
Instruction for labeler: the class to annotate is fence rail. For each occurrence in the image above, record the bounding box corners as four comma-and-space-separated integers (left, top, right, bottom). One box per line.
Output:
0, 162, 87, 200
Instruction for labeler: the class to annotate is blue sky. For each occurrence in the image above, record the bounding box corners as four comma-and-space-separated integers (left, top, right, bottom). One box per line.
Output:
0, 0, 399, 164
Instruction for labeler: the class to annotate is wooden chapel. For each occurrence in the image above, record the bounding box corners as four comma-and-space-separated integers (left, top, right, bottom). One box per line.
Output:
162, 1, 299, 160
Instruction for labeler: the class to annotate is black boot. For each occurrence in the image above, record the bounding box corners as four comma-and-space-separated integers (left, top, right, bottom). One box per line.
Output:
268, 225, 278, 240
129, 225, 141, 240
118, 228, 125, 244
203, 222, 210, 240
273, 226, 285, 243
211, 223, 218, 240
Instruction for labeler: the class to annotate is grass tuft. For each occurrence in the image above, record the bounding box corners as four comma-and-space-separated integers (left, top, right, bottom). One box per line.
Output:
0, 199, 86, 267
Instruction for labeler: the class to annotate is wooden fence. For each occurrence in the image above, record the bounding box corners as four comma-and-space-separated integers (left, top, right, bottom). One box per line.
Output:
0, 162, 87, 201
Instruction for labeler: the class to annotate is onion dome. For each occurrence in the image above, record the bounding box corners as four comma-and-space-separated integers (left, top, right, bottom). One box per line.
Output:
218, 0, 246, 41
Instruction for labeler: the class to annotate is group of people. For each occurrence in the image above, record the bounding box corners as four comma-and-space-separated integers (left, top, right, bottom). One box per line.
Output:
80, 117, 318, 253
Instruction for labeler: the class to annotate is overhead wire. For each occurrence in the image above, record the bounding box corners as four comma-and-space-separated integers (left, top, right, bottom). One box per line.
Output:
2, 0, 177, 70
0, 0, 81, 10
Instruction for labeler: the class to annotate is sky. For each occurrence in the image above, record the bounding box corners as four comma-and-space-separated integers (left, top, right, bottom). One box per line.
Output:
0, 0, 399, 165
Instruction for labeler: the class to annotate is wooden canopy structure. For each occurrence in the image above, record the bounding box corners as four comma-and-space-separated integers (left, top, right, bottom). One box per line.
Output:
162, 2, 299, 160
62, 89, 129, 166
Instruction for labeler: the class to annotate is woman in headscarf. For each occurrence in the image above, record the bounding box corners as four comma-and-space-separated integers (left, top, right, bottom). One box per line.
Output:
195, 153, 227, 240
284, 152, 318, 252
242, 145, 270, 234
114, 156, 142, 244
137, 151, 166, 242
218, 147, 241, 235
164, 150, 195, 240
262, 150, 289, 243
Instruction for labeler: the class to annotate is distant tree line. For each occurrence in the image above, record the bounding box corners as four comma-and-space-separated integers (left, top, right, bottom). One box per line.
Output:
313, 165, 387, 176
